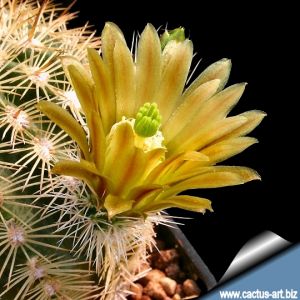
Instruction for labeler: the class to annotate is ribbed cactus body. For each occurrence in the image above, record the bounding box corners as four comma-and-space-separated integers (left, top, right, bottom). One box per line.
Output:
0, 1, 145, 299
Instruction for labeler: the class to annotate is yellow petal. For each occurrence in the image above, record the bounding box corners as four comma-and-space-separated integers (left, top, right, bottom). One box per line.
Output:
201, 137, 258, 164
174, 115, 248, 154
155, 40, 193, 123
184, 58, 232, 98
167, 83, 246, 155
163, 79, 220, 143
36, 100, 90, 160
103, 121, 147, 195
143, 148, 166, 178
142, 195, 212, 214
145, 151, 208, 185
67, 64, 95, 133
113, 39, 136, 121
87, 48, 116, 134
60, 55, 94, 90
52, 160, 103, 197
101, 22, 126, 73
90, 113, 106, 172
61, 56, 95, 113
129, 185, 163, 213
135, 24, 162, 110
104, 194, 133, 219
220, 110, 267, 140
162, 166, 260, 197
159, 161, 210, 185
171, 135, 256, 181
128, 184, 163, 201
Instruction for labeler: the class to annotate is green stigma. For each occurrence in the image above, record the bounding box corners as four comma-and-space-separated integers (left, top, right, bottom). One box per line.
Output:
160, 27, 186, 50
134, 103, 162, 137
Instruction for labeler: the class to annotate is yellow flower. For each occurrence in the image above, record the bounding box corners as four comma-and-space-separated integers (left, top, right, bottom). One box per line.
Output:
37, 23, 265, 219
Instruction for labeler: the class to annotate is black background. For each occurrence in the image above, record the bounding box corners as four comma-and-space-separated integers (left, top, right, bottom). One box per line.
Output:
57, 0, 298, 281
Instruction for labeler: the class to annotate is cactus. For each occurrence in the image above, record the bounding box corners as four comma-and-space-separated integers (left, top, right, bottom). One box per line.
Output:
0, 1, 265, 300
0, 1, 103, 299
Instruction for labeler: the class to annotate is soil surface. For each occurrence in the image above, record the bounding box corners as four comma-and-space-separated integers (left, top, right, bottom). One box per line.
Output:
129, 240, 202, 300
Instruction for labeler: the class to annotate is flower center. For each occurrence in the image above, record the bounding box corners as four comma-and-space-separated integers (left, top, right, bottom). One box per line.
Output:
134, 102, 161, 137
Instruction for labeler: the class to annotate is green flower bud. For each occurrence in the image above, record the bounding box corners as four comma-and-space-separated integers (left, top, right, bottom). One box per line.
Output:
160, 27, 186, 50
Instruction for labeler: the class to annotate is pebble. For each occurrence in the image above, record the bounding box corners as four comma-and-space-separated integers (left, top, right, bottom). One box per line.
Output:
164, 263, 181, 280
175, 284, 184, 298
152, 249, 179, 269
143, 269, 166, 284
129, 246, 202, 300
159, 277, 177, 296
144, 281, 169, 300
182, 279, 201, 297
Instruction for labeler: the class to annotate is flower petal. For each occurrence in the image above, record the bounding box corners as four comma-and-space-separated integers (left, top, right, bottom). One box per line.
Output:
161, 166, 260, 197
184, 58, 232, 98
36, 100, 90, 160
67, 64, 95, 135
90, 113, 106, 172
135, 24, 162, 110
101, 22, 126, 74
155, 40, 193, 123
141, 195, 212, 214
145, 151, 208, 185
167, 83, 246, 155
51, 160, 103, 198
201, 137, 258, 164
60, 55, 94, 91
104, 194, 134, 219
173, 115, 248, 154
220, 110, 267, 140
103, 121, 147, 195
87, 48, 116, 134
130, 185, 163, 213
113, 39, 136, 121
163, 79, 220, 143
61, 56, 95, 114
